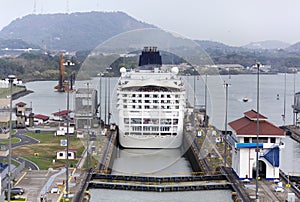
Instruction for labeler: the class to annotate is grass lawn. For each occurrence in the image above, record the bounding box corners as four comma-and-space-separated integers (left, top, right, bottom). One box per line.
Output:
12, 132, 85, 170
0, 137, 20, 145
0, 86, 26, 99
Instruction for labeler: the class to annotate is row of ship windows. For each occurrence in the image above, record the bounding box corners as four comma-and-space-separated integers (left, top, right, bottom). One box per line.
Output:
122, 94, 181, 98
125, 132, 177, 136
125, 118, 178, 125
123, 105, 180, 109
125, 111, 180, 117
127, 126, 175, 132
123, 100, 180, 104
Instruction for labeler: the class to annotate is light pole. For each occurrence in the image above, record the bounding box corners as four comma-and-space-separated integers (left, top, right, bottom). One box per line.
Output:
108, 77, 111, 125
104, 78, 107, 126
8, 74, 15, 202
255, 62, 260, 201
224, 82, 229, 167
283, 67, 287, 125
204, 74, 207, 128
86, 82, 90, 169
65, 77, 70, 199
293, 69, 296, 126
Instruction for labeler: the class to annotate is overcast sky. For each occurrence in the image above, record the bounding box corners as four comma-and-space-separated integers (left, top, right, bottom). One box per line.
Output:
1, 0, 300, 46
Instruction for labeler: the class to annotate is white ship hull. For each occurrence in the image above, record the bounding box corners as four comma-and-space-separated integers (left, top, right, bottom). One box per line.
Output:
119, 131, 183, 149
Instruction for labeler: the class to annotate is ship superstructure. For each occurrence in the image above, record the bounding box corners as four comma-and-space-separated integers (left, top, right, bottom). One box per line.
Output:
116, 47, 186, 148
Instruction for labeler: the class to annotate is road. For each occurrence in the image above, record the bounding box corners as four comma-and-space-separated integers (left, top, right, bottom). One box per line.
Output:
12, 129, 40, 170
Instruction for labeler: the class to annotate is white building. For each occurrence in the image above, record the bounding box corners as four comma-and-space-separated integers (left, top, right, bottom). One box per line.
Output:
229, 110, 285, 180
56, 149, 77, 160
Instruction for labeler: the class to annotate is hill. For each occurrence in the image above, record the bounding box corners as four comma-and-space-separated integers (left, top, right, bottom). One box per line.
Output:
242, 40, 290, 50
0, 11, 155, 51
285, 42, 300, 52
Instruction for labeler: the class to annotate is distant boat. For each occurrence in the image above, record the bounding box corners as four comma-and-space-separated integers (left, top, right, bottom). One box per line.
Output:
243, 97, 248, 102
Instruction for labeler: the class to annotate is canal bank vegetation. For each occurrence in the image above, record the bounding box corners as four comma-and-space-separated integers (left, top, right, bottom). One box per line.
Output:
0, 86, 26, 99
12, 132, 85, 170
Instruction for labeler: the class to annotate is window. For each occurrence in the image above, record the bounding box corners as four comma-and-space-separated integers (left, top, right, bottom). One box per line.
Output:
252, 137, 268, 143
59, 153, 63, 157
270, 137, 276, 143
124, 118, 129, 124
244, 137, 250, 143
68, 153, 72, 157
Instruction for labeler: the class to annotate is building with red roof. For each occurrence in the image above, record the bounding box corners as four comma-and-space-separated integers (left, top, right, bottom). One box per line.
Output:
229, 110, 285, 180
52, 110, 73, 121
15, 102, 27, 107
34, 114, 49, 125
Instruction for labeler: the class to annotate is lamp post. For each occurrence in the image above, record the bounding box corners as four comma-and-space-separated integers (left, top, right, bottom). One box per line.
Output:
65, 77, 70, 199
8, 74, 15, 202
104, 78, 107, 126
255, 62, 260, 201
86, 82, 90, 169
108, 77, 111, 125
293, 69, 296, 126
204, 74, 207, 128
283, 67, 287, 125
224, 82, 229, 167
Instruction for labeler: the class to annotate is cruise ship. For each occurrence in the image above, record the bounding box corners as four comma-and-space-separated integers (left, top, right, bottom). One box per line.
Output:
116, 47, 186, 148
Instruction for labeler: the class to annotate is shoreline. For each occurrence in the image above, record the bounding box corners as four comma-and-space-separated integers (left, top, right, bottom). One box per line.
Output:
12, 88, 34, 100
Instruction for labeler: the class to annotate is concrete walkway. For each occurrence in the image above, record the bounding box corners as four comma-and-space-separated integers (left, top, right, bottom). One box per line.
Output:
39, 168, 66, 199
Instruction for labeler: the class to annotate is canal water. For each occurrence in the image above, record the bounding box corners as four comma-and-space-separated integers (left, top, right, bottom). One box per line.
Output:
14, 74, 300, 201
